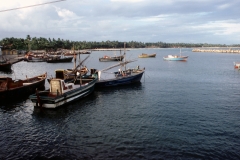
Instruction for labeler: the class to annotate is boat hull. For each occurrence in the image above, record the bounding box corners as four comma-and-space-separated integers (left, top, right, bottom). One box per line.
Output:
0, 73, 47, 101
26, 58, 46, 62
163, 56, 188, 61
29, 78, 97, 108
99, 55, 124, 62
138, 53, 156, 58
46, 57, 73, 63
0, 63, 12, 71
95, 70, 144, 87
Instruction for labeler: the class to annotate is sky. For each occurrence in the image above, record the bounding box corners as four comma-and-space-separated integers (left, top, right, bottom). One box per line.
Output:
0, 0, 240, 45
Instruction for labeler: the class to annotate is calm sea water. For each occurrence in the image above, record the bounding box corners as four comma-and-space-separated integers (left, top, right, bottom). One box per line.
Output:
0, 48, 240, 159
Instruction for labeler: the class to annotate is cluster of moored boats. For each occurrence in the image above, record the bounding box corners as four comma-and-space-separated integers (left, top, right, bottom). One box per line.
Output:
0, 44, 145, 108
24, 53, 74, 63
0, 45, 191, 108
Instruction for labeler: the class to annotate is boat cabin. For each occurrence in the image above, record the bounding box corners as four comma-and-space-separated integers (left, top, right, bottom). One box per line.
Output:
50, 79, 74, 95
167, 55, 178, 58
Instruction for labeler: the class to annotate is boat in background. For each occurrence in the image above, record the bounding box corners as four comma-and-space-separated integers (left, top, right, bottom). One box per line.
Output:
0, 57, 12, 71
99, 55, 124, 62
24, 51, 47, 62
95, 43, 145, 88
233, 62, 240, 69
0, 73, 47, 101
0, 46, 12, 71
163, 49, 188, 61
25, 55, 47, 62
99, 50, 124, 62
46, 54, 73, 63
47, 66, 89, 83
47, 54, 90, 83
138, 53, 156, 58
29, 72, 97, 109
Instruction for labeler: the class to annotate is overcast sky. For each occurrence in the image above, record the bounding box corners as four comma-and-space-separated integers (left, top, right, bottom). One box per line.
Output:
0, 0, 240, 44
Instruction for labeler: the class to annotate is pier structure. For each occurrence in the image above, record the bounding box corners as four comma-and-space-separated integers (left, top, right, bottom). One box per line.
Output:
192, 48, 240, 53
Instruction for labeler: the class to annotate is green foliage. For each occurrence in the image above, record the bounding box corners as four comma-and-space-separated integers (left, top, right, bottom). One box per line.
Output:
0, 36, 239, 50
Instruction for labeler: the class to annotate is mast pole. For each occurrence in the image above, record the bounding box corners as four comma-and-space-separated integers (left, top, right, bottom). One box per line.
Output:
124, 42, 126, 71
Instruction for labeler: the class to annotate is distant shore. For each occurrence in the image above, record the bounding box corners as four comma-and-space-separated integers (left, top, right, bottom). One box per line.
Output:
192, 48, 240, 53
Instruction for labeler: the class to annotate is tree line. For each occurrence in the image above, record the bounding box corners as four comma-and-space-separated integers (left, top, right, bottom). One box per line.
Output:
1, 35, 239, 52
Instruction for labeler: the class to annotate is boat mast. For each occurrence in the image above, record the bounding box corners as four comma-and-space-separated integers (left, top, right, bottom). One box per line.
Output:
124, 42, 126, 71
73, 45, 76, 69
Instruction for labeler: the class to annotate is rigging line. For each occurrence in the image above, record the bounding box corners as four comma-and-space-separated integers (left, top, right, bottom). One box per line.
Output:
0, 0, 66, 13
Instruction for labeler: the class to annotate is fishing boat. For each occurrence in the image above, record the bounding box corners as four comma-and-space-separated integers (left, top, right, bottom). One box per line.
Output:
233, 62, 240, 69
0, 46, 12, 71
0, 73, 47, 101
95, 43, 145, 88
163, 55, 188, 61
29, 72, 98, 109
163, 49, 188, 61
46, 54, 73, 63
47, 66, 89, 83
24, 52, 47, 62
138, 53, 156, 58
25, 55, 47, 62
99, 50, 124, 62
47, 54, 90, 83
0, 58, 12, 71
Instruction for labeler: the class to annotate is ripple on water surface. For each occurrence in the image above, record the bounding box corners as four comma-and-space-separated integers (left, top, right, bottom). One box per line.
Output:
1, 49, 240, 159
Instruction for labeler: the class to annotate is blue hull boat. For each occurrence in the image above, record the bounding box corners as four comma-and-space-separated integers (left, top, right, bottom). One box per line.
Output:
95, 68, 144, 87
95, 42, 145, 88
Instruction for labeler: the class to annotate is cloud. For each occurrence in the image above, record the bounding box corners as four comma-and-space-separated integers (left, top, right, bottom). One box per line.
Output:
1, 0, 240, 44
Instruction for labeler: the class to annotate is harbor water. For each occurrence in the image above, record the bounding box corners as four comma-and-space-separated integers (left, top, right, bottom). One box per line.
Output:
0, 48, 240, 159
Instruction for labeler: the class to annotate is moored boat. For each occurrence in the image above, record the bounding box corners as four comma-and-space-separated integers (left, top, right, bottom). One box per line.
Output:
163, 49, 188, 61
95, 66, 145, 88
95, 43, 145, 88
25, 55, 47, 62
47, 66, 89, 83
163, 55, 188, 61
46, 54, 73, 63
29, 73, 98, 108
0, 46, 12, 71
233, 62, 240, 69
99, 55, 124, 62
138, 53, 156, 58
0, 59, 12, 71
0, 73, 47, 101
47, 54, 90, 83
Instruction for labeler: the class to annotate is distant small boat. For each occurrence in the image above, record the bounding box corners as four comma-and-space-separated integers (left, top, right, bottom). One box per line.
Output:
233, 62, 240, 69
25, 55, 46, 62
46, 55, 73, 63
99, 49, 124, 62
163, 49, 188, 61
24, 52, 47, 62
138, 53, 156, 58
163, 55, 188, 61
99, 55, 124, 62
